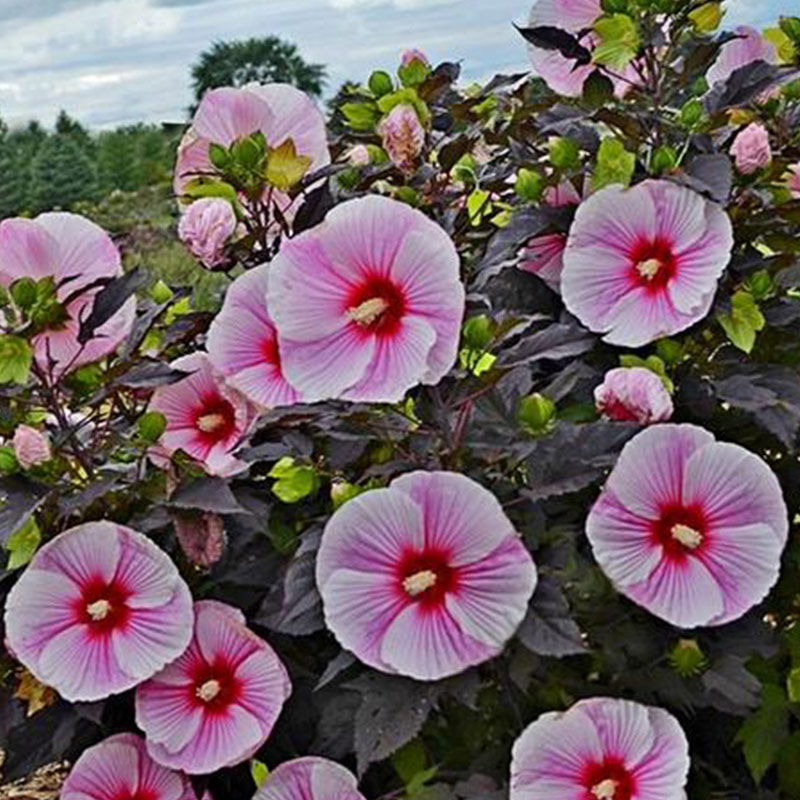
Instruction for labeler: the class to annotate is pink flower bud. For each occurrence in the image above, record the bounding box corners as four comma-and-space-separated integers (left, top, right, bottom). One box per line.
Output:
401, 48, 430, 68
595, 367, 673, 425
346, 144, 371, 167
178, 197, 237, 269
13, 425, 51, 470
730, 122, 772, 175
378, 104, 425, 172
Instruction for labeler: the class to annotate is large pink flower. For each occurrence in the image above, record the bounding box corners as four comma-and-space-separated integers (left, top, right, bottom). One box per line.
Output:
518, 180, 582, 291
267, 195, 465, 403
4, 522, 193, 702
587, 424, 788, 628
0, 213, 136, 377
148, 352, 258, 477
178, 197, 237, 269
510, 697, 690, 800
254, 757, 366, 800
527, 0, 638, 98
136, 600, 291, 775
561, 180, 733, 347
207, 264, 300, 409
62, 733, 196, 800
174, 83, 329, 232
707, 26, 778, 88
595, 367, 673, 425
316, 471, 537, 681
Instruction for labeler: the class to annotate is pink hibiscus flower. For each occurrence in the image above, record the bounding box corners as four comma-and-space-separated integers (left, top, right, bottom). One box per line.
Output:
587, 424, 788, 628
526, 0, 639, 98
178, 197, 238, 269
267, 195, 465, 403
561, 180, 733, 347
316, 471, 537, 681
148, 352, 258, 477
207, 264, 300, 409
136, 600, 291, 775
518, 180, 582, 291
254, 757, 366, 800
0, 213, 136, 377
730, 122, 772, 175
595, 367, 673, 424
510, 697, 690, 800
174, 83, 329, 233
4, 521, 193, 702
61, 733, 196, 800
706, 26, 778, 88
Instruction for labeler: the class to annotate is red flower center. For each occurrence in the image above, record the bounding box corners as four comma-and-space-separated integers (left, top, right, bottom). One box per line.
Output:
188, 657, 241, 714
652, 503, 708, 560
345, 275, 406, 337
194, 395, 237, 443
598, 396, 640, 422
76, 577, 132, 636
112, 790, 157, 800
397, 549, 457, 609
628, 236, 676, 293
262, 330, 281, 368
583, 758, 635, 800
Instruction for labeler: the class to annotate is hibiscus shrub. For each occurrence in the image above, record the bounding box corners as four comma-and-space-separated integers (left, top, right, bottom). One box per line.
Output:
4, 2, 800, 798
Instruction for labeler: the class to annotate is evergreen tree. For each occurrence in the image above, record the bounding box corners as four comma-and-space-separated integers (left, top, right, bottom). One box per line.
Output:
0, 142, 30, 218
30, 134, 97, 212
55, 110, 94, 154
96, 130, 139, 194
190, 37, 326, 106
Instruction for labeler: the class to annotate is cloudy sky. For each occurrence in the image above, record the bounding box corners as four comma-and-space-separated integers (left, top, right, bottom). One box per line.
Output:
0, 0, 791, 129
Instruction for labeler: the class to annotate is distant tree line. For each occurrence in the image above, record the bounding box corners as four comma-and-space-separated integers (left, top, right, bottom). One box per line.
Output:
0, 111, 181, 219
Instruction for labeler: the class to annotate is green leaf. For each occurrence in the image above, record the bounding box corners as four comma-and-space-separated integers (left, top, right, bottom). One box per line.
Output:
138, 411, 167, 443
582, 71, 615, 106
787, 667, 800, 703
780, 16, 800, 44
270, 459, 319, 504
688, 2, 724, 34
376, 88, 430, 125
467, 188, 492, 225
150, 280, 174, 305
265, 139, 312, 191
393, 739, 426, 784
777, 732, 800, 797
182, 177, 239, 204
231, 135, 264, 170
736, 684, 790, 785
765, 27, 796, 63
208, 142, 230, 170
594, 137, 636, 190
368, 70, 394, 97
10, 277, 37, 310
268, 456, 298, 479
0, 446, 18, 475
717, 290, 766, 353
0, 335, 33, 385
341, 102, 380, 131
515, 168, 544, 202
592, 14, 641, 70
6, 517, 41, 570
251, 759, 269, 788
655, 338, 683, 365
547, 136, 580, 170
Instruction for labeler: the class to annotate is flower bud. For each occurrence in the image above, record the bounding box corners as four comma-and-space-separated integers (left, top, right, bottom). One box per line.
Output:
730, 122, 772, 175
595, 367, 673, 424
12, 425, 51, 470
378, 104, 425, 171
177, 197, 237, 269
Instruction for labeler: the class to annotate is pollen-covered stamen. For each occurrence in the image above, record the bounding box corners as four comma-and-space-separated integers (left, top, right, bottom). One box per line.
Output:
671, 523, 703, 550
196, 679, 221, 703
636, 257, 663, 281
591, 778, 619, 800
86, 599, 111, 621
347, 297, 390, 327
403, 569, 438, 597
196, 413, 226, 433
